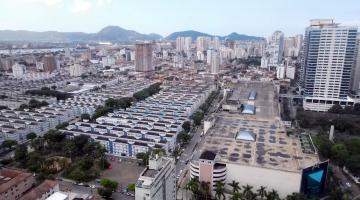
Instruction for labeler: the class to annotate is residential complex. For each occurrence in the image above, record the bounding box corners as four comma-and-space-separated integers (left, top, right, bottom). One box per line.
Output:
62, 81, 215, 157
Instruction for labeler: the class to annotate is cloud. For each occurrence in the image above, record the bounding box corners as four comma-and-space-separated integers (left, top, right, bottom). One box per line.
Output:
72, 0, 92, 14
96, 0, 112, 7
28, 0, 64, 7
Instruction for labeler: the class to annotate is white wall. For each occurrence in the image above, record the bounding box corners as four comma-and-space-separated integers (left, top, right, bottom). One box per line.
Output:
226, 163, 301, 198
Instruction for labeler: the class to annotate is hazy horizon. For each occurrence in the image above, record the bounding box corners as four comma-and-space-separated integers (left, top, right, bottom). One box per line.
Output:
0, 0, 359, 37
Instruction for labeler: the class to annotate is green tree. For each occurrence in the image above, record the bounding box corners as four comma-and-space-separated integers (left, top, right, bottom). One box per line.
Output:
127, 183, 135, 192
257, 186, 267, 200
117, 97, 133, 110
2, 140, 17, 149
186, 177, 200, 198
14, 144, 28, 163
81, 113, 91, 120
228, 180, 241, 194
286, 192, 306, 200
266, 189, 280, 200
182, 121, 191, 133
231, 192, 242, 200
192, 111, 204, 126
214, 181, 226, 200
19, 104, 29, 111
97, 187, 113, 198
55, 122, 69, 130
328, 104, 344, 114
176, 131, 191, 145
345, 155, 360, 175
354, 103, 360, 112
242, 184, 254, 200
105, 98, 117, 108
26, 132, 37, 140
136, 152, 150, 166
100, 178, 119, 191
331, 143, 349, 166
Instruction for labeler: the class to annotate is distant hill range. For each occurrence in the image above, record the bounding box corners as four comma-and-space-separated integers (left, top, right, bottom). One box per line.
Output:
0, 26, 263, 42
0, 26, 162, 42
166, 30, 263, 41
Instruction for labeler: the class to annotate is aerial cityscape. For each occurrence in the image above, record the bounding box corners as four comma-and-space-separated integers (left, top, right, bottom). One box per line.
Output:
0, 0, 359, 200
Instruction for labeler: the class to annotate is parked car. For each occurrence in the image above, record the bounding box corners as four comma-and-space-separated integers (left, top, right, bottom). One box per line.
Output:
345, 182, 351, 188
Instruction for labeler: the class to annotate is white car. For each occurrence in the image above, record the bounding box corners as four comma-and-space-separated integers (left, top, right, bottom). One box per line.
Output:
345, 182, 351, 188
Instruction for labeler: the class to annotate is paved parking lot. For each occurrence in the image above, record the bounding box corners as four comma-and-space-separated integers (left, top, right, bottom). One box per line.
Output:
236, 81, 279, 120
101, 157, 145, 188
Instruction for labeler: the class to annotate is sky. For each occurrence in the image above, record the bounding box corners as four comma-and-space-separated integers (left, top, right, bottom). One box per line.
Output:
0, 0, 359, 37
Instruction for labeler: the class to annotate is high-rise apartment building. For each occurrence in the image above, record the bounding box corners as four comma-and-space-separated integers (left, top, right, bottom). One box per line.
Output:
135, 43, 154, 72
176, 37, 192, 52
351, 34, 360, 94
43, 54, 57, 72
135, 155, 176, 200
284, 35, 303, 57
302, 19, 358, 111
263, 31, 285, 68
196, 36, 211, 52
207, 49, 220, 74
210, 37, 220, 50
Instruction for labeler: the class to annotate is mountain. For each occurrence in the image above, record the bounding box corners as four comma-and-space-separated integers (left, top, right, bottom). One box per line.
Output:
166, 30, 263, 41
220, 32, 263, 41
166, 30, 213, 41
0, 26, 163, 42
94, 26, 162, 42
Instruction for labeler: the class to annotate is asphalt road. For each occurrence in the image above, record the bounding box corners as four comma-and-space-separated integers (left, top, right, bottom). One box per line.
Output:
330, 164, 360, 199
175, 91, 221, 183
59, 180, 134, 200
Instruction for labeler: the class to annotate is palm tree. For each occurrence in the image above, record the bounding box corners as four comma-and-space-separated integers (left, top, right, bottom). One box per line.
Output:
257, 186, 267, 200
214, 181, 226, 200
199, 181, 211, 200
242, 184, 254, 200
285, 192, 306, 200
228, 180, 241, 194
186, 177, 200, 199
266, 189, 280, 200
231, 192, 242, 200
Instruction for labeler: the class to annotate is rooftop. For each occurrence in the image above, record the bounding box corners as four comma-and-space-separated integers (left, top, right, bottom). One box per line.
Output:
0, 168, 33, 194
45, 192, 68, 200
19, 180, 58, 200
199, 115, 319, 173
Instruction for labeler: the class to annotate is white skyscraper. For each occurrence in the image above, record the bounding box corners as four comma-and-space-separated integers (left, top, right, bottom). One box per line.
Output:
351, 34, 360, 94
135, 155, 176, 200
207, 49, 220, 74
263, 31, 285, 67
196, 36, 211, 52
302, 19, 358, 111
284, 35, 303, 57
176, 37, 192, 52
211, 37, 220, 50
